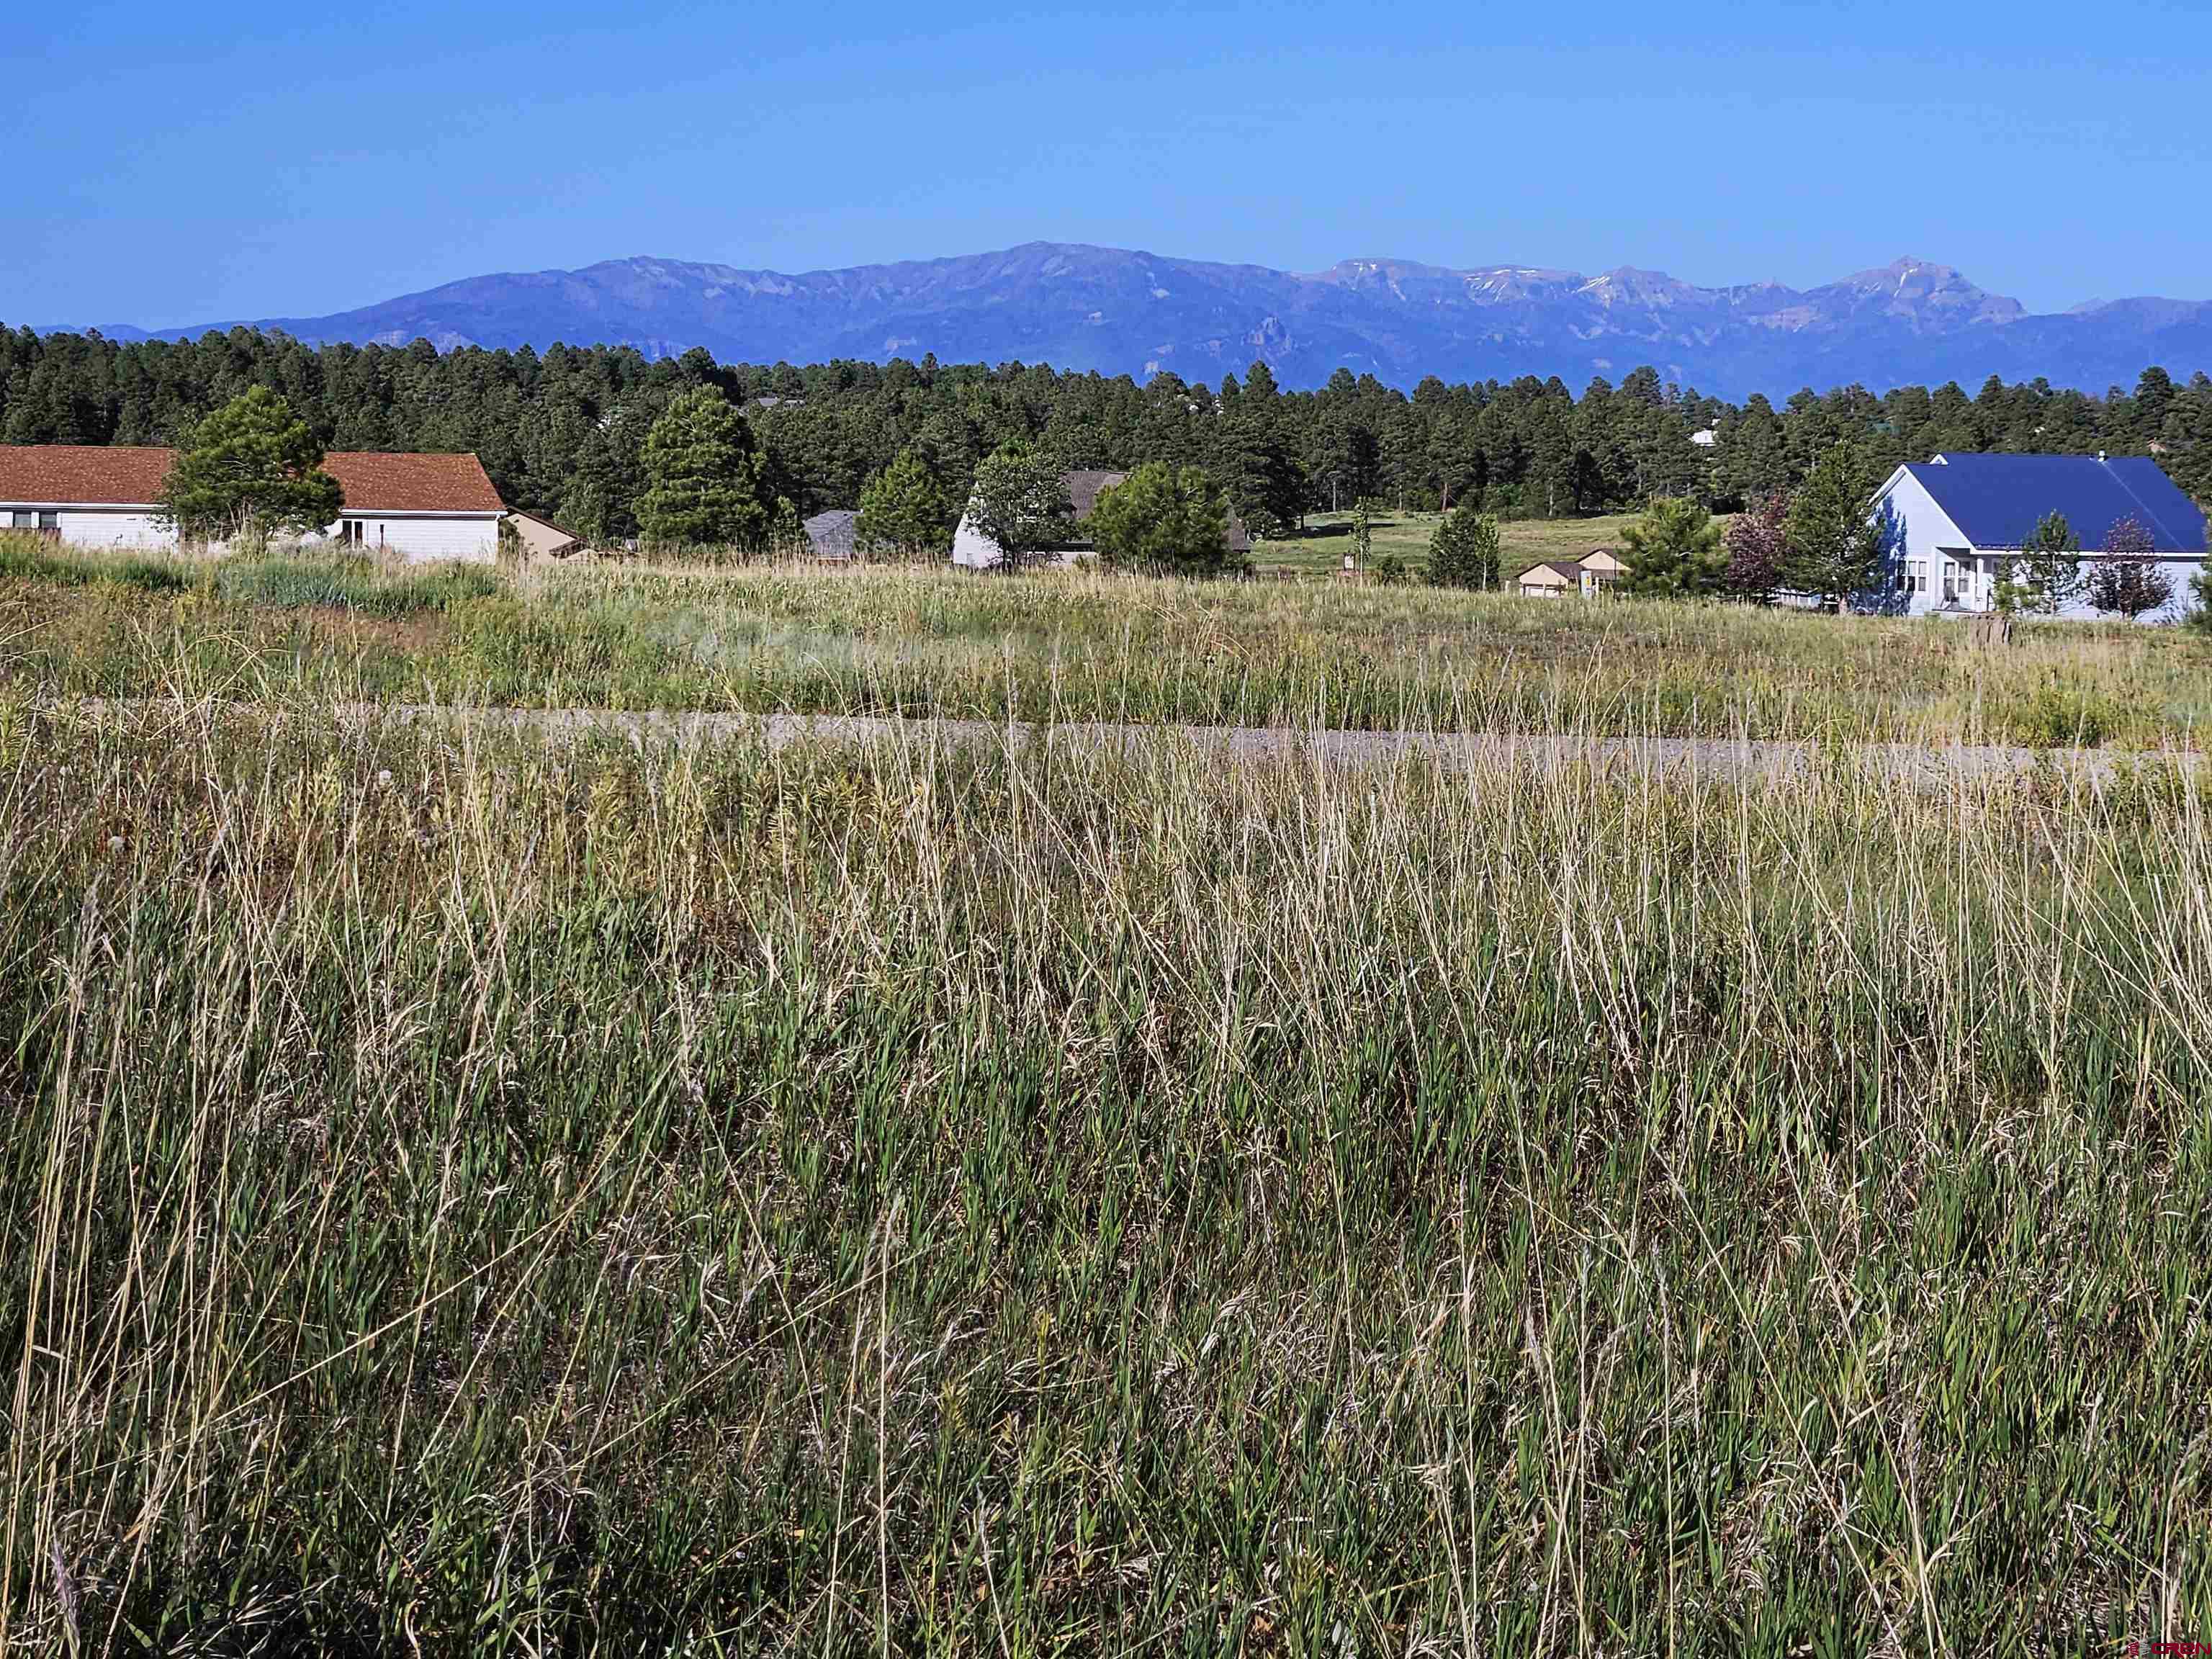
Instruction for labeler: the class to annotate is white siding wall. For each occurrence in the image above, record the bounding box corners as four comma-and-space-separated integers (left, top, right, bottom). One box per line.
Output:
948, 513, 1092, 571
340, 514, 501, 563
35, 508, 175, 549
950, 512, 1001, 570
1880, 471, 1968, 619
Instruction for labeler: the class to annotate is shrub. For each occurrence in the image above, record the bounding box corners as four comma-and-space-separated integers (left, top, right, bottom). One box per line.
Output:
2008, 679, 2116, 748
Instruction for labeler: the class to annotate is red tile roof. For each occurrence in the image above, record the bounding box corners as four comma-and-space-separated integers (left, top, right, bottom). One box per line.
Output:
323, 451, 504, 513
0, 445, 176, 505
0, 444, 503, 515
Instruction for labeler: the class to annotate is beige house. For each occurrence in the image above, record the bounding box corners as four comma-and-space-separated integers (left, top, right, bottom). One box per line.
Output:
506, 508, 584, 559
1516, 559, 1585, 598
1519, 549, 1624, 599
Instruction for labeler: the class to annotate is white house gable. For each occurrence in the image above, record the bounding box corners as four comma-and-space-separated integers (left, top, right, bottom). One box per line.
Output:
1875, 466, 1977, 614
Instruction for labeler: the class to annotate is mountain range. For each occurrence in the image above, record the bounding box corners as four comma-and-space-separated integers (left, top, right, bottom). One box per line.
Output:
47, 243, 2212, 400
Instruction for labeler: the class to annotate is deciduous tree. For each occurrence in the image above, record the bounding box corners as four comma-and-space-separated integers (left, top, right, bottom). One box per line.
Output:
966, 441, 1071, 572
2084, 516, 2174, 619
1426, 502, 1501, 589
1721, 491, 1789, 603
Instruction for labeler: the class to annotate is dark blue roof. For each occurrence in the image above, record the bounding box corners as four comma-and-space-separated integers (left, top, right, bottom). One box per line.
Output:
1901, 453, 2208, 554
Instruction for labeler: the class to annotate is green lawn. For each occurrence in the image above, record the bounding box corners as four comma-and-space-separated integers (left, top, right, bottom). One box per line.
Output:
1251, 508, 1653, 579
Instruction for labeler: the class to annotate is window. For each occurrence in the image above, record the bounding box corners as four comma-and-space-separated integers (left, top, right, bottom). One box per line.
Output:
344, 519, 364, 545
9, 511, 32, 530
37, 511, 57, 534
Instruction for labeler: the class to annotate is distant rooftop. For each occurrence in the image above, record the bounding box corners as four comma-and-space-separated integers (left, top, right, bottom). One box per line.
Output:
802, 508, 859, 559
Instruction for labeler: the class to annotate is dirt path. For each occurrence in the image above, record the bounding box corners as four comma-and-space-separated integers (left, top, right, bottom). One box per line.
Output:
340, 703, 2203, 788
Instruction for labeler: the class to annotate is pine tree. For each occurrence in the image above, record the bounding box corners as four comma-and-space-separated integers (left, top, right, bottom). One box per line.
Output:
856, 448, 958, 560
637, 388, 775, 549
1087, 462, 1234, 577
1994, 511, 2082, 615
1784, 446, 1886, 613
1617, 496, 1725, 597
158, 387, 343, 549
1218, 413, 1305, 537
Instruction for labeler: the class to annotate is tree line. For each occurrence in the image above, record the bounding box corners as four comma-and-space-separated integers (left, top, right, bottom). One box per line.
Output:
4, 324, 2211, 547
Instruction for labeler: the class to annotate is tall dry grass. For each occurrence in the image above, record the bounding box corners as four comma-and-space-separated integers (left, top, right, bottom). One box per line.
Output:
3, 688, 2211, 1650
5, 536, 2211, 745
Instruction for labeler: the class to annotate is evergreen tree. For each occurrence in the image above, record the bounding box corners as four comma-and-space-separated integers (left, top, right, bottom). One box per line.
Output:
637, 388, 775, 548
1784, 446, 1886, 613
158, 387, 342, 549
1087, 463, 1235, 577
1218, 411, 1305, 536
2083, 516, 2174, 619
1994, 511, 2083, 615
856, 447, 958, 560
7, 320, 2212, 561
1617, 496, 1725, 598
1426, 503, 1501, 590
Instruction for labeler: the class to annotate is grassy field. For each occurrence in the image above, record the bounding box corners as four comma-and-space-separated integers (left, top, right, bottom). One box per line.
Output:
4, 692, 2211, 1650
4, 536, 2210, 748
1249, 510, 1646, 580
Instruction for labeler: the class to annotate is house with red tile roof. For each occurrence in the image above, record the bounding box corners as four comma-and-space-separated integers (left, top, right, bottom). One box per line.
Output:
0, 444, 506, 562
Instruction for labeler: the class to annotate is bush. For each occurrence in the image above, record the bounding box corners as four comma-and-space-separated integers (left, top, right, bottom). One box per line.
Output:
2008, 679, 2117, 749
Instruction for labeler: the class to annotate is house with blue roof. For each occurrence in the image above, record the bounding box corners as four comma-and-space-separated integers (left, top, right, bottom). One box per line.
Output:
1874, 452, 2208, 621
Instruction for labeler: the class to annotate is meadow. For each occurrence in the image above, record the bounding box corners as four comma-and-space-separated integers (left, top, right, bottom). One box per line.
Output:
4, 536, 2211, 747
1251, 509, 1644, 580
4, 689, 2211, 1652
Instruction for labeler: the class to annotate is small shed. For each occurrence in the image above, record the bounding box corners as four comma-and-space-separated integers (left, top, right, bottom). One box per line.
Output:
1580, 549, 1626, 593
803, 508, 860, 562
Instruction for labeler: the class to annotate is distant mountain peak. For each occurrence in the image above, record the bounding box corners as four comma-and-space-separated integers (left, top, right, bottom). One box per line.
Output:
40, 242, 2207, 399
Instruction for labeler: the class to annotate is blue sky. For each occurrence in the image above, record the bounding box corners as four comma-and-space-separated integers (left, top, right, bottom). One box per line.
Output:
6, 0, 2210, 328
